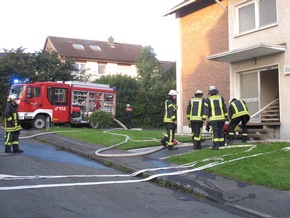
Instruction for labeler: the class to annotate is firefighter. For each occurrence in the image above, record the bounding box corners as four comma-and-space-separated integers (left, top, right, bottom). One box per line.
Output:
203, 86, 228, 150
4, 94, 23, 153
227, 98, 250, 144
125, 104, 133, 129
161, 90, 178, 150
186, 90, 205, 149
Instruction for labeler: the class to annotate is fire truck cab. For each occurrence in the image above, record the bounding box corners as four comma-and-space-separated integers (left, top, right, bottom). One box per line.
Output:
9, 81, 116, 129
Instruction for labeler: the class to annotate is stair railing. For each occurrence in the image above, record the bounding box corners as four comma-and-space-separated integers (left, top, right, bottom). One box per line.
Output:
250, 99, 279, 119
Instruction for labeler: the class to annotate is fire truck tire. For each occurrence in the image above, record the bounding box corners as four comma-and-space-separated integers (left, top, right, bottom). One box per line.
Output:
33, 115, 47, 129
89, 121, 99, 129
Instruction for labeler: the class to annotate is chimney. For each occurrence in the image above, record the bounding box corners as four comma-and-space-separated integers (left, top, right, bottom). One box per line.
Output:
108, 36, 114, 46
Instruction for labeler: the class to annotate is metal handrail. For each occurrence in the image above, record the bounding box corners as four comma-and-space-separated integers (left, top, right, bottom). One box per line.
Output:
250, 99, 279, 119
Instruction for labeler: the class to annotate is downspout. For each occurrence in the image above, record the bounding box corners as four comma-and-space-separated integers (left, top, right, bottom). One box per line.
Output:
215, 0, 228, 11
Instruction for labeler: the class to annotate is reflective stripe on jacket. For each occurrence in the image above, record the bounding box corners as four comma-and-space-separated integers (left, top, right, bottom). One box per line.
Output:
229, 99, 250, 120
4, 102, 21, 132
186, 97, 205, 121
203, 94, 228, 121
163, 97, 177, 123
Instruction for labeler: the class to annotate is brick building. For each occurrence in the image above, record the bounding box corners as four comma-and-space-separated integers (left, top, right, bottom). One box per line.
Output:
164, 0, 229, 134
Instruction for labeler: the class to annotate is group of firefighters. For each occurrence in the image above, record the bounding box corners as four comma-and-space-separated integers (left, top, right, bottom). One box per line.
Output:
3, 87, 250, 153
162, 86, 250, 150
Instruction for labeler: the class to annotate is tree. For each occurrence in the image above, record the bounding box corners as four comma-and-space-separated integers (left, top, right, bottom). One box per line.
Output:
135, 46, 176, 127
34, 50, 75, 82
0, 48, 75, 113
94, 74, 140, 124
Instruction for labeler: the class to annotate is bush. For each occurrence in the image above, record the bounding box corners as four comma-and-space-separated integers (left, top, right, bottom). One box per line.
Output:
89, 110, 115, 129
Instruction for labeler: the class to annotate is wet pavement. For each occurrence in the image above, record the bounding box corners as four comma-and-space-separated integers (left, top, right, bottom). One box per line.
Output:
2, 128, 290, 218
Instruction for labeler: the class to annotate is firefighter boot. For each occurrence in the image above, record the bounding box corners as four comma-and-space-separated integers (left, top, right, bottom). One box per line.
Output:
161, 136, 167, 147
12, 144, 23, 153
242, 135, 248, 143
192, 136, 195, 147
196, 141, 202, 149
193, 140, 201, 150
5, 145, 12, 153
211, 142, 219, 150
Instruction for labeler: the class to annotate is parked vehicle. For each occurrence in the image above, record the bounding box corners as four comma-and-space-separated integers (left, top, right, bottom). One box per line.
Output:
8, 81, 116, 129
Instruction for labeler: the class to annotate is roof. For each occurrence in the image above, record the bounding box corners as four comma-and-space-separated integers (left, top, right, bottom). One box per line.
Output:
163, 0, 227, 16
207, 43, 286, 63
44, 36, 143, 64
160, 61, 175, 71
163, 0, 198, 16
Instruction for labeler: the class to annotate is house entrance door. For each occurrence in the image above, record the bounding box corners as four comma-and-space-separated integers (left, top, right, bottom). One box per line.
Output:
240, 67, 279, 123
240, 71, 260, 122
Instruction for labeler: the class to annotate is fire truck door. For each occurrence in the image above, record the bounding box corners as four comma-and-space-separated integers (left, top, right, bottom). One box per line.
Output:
47, 87, 70, 123
24, 86, 42, 112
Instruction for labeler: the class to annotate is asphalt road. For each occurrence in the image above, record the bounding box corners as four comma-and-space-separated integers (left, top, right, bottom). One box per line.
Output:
0, 133, 256, 218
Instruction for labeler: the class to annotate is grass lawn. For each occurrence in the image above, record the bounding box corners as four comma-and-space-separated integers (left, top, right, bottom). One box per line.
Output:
48, 126, 290, 191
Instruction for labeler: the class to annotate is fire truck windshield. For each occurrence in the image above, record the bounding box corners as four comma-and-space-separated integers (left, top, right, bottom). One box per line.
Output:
9, 85, 24, 99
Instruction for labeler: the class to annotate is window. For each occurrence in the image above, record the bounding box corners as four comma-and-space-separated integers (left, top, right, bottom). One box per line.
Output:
47, 87, 68, 106
98, 63, 106, 74
27, 87, 41, 98
236, 0, 277, 34
89, 45, 102, 51
10, 85, 25, 99
72, 44, 85, 50
72, 63, 86, 74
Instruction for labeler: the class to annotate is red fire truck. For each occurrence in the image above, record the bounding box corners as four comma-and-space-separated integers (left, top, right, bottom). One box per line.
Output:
8, 81, 116, 129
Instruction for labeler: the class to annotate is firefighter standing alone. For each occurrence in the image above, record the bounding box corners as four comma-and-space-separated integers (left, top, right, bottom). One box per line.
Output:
125, 104, 133, 129
161, 90, 178, 150
4, 94, 23, 153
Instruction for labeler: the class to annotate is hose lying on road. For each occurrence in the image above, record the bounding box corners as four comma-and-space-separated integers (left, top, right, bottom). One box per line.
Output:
95, 128, 166, 158
0, 149, 282, 191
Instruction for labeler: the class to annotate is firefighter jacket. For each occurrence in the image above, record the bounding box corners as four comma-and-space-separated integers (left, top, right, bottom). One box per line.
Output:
228, 99, 250, 120
203, 94, 228, 121
4, 101, 22, 132
163, 96, 177, 123
186, 97, 205, 122
125, 107, 133, 119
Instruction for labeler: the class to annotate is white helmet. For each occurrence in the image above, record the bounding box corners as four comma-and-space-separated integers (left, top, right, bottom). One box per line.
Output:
7, 94, 17, 101
195, 90, 203, 95
126, 104, 131, 107
168, 90, 178, 96
208, 86, 216, 91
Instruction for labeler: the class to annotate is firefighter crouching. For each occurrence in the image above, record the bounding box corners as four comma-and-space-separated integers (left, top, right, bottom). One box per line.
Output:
203, 86, 228, 150
227, 98, 250, 144
186, 90, 205, 150
161, 90, 178, 150
4, 94, 23, 153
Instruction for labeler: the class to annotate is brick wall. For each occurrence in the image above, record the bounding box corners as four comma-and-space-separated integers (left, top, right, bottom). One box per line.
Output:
178, 0, 230, 125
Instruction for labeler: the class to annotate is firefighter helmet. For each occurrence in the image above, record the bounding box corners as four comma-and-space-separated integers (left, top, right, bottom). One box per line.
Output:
168, 90, 178, 96
208, 86, 216, 91
195, 90, 203, 95
7, 94, 17, 102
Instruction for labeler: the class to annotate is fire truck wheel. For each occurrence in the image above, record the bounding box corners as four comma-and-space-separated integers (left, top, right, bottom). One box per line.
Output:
33, 115, 47, 129
89, 121, 99, 129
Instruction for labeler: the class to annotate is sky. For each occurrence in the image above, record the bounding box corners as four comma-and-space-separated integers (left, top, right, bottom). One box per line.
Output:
0, 0, 181, 61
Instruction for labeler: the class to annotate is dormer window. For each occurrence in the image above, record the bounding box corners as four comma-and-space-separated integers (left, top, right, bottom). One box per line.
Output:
90, 45, 102, 51
73, 44, 85, 50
